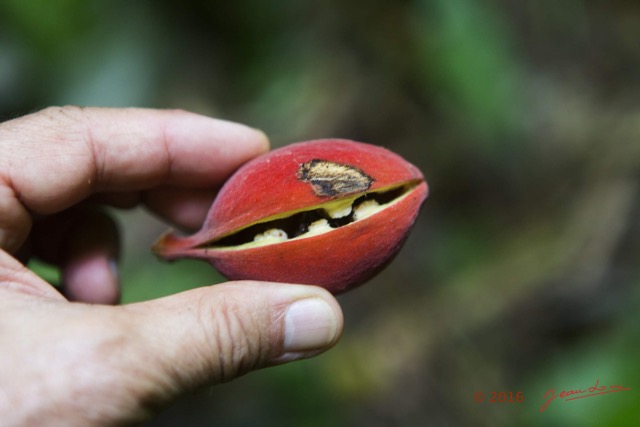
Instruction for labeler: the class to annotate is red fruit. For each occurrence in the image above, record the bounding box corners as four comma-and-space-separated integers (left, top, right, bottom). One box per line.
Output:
152, 139, 428, 294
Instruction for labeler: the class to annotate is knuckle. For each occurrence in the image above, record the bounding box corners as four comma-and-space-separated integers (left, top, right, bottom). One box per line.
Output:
197, 294, 269, 383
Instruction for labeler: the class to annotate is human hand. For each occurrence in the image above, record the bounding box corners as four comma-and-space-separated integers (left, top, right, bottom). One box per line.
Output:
0, 107, 343, 426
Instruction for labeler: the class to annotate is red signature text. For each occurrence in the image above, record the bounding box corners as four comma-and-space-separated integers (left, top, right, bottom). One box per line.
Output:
540, 379, 631, 412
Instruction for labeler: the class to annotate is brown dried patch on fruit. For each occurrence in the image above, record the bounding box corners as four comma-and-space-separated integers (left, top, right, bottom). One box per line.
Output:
297, 159, 374, 198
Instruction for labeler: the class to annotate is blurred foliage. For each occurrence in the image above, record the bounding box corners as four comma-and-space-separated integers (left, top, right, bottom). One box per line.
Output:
2, 0, 640, 426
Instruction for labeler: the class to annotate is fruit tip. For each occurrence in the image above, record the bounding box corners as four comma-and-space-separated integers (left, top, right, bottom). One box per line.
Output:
151, 229, 181, 260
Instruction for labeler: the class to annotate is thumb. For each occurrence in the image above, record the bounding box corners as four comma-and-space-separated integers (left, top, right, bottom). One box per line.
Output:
127, 281, 343, 392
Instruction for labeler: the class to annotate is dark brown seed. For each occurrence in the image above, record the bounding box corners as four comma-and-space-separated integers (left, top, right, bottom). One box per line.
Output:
297, 159, 374, 197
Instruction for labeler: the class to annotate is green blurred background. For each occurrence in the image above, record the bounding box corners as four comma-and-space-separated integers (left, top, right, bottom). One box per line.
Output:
2, 0, 639, 425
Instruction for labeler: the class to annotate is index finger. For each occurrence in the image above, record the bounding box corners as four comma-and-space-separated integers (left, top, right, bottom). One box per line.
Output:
0, 107, 269, 214
0, 106, 269, 251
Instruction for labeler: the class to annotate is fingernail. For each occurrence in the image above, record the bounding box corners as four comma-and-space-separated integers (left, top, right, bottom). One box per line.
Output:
283, 298, 339, 354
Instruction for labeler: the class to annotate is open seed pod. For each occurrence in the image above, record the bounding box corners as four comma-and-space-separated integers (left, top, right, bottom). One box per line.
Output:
153, 139, 428, 294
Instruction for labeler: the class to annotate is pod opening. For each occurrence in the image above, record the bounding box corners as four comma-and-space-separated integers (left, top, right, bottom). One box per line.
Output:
204, 182, 419, 249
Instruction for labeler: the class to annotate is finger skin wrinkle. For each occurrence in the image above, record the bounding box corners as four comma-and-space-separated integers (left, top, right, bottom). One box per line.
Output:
197, 294, 257, 383
81, 110, 104, 192
158, 114, 174, 185
81, 107, 172, 192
